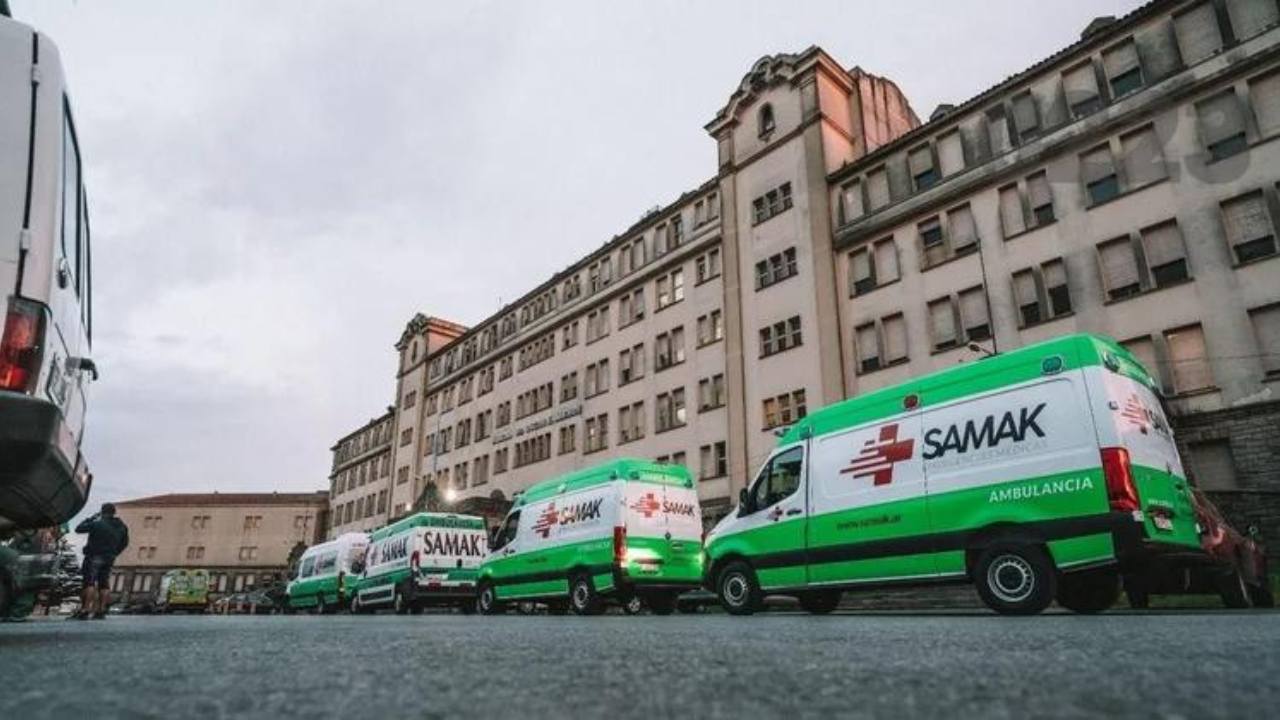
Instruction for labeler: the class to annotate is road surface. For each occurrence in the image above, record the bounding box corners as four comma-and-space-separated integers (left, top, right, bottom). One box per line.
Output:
2, 611, 1276, 718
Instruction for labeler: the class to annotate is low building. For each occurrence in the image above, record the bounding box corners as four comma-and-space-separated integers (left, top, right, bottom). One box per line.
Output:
109, 491, 328, 605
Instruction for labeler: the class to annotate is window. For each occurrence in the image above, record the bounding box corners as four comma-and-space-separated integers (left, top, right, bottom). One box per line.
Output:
403, 390, 417, 409
998, 184, 1026, 238
656, 388, 687, 432
619, 402, 646, 443
1221, 191, 1277, 263
1014, 259, 1072, 327
909, 145, 937, 191
238, 546, 259, 561
1117, 128, 1166, 194
760, 316, 803, 357
655, 451, 687, 467
866, 167, 890, 210
758, 103, 776, 137
958, 286, 990, 342
1188, 441, 1239, 490
191, 515, 210, 530
618, 343, 645, 385
849, 238, 899, 296
855, 313, 908, 374
586, 307, 610, 343
584, 414, 609, 453
696, 248, 722, 284
1248, 304, 1280, 376
928, 297, 959, 351
937, 130, 965, 176
1175, 3, 1225, 66
494, 448, 508, 474
752, 182, 793, 224
1081, 145, 1120, 205
655, 327, 686, 371
1104, 40, 1144, 98
838, 179, 864, 224
1165, 324, 1214, 394
186, 546, 204, 561
919, 216, 944, 249
1098, 236, 1143, 301
700, 441, 728, 480
697, 310, 724, 347
1063, 61, 1103, 118
1011, 91, 1040, 137
562, 321, 580, 351
619, 288, 645, 327
948, 204, 978, 252
585, 359, 611, 397
1226, 0, 1280, 41
397, 466, 409, 485
748, 447, 804, 511
656, 268, 685, 310
1249, 70, 1280, 139
559, 425, 576, 454
1141, 221, 1190, 287
243, 515, 262, 531
491, 511, 521, 552
1026, 172, 1055, 227
698, 373, 726, 411
986, 106, 1012, 155
560, 371, 579, 402
762, 390, 807, 430
755, 248, 799, 290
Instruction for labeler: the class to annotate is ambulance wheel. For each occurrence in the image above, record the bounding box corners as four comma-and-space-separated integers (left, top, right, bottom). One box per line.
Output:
621, 595, 643, 615
718, 561, 763, 616
1218, 569, 1253, 609
974, 544, 1056, 616
314, 596, 327, 615
798, 590, 841, 615
644, 592, 677, 616
477, 582, 505, 615
1056, 567, 1120, 614
570, 574, 604, 616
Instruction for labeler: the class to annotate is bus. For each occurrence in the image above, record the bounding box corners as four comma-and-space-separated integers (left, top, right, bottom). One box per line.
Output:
0, 5, 97, 537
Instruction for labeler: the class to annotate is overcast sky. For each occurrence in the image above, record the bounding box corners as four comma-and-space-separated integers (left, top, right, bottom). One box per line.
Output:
13, 0, 1143, 511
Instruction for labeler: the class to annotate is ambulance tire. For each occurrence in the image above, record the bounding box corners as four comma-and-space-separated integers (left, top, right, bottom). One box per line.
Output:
974, 544, 1056, 616
798, 590, 841, 615
1056, 567, 1120, 614
1218, 569, 1253, 609
477, 582, 506, 615
570, 574, 604, 616
314, 595, 328, 615
645, 592, 677, 616
718, 561, 763, 616
621, 595, 643, 615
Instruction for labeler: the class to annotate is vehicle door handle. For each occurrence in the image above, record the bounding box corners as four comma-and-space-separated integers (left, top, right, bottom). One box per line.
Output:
68, 357, 99, 381
786, 508, 802, 517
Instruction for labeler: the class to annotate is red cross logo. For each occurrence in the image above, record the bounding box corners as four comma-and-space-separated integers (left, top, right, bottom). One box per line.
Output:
840, 424, 915, 486
630, 492, 661, 518
532, 503, 559, 538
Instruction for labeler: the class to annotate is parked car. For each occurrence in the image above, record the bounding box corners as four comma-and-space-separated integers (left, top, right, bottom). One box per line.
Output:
212, 591, 282, 615
1125, 488, 1272, 609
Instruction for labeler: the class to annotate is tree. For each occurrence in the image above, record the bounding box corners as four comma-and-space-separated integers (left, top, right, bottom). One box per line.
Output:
414, 482, 442, 513
50, 536, 83, 603
285, 541, 307, 579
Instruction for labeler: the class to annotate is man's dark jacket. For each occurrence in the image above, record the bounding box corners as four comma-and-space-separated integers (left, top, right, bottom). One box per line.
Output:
76, 515, 129, 559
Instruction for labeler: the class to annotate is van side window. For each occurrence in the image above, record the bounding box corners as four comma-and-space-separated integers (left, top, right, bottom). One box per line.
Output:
493, 511, 521, 550
299, 556, 315, 578
316, 552, 337, 575
61, 102, 81, 294
750, 446, 804, 510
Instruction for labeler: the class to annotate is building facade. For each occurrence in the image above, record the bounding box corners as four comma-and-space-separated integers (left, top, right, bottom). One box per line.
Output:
327, 409, 395, 540
110, 492, 328, 604
370, 0, 1279, 550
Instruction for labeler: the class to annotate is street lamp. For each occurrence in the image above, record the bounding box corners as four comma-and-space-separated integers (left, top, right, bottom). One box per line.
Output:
444, 488, 457, 504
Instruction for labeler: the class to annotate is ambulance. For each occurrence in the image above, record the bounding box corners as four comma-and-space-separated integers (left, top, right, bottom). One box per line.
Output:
286, 532, 368, 613
350, 512, 487, 614
476, 459, 703, 616
156, 569, 210, 614
704, 334, 1205, 616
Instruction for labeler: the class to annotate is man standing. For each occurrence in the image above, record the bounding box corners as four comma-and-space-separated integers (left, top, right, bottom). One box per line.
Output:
73, 503, 129, 620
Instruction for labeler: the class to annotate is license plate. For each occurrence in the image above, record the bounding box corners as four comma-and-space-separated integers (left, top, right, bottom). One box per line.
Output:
1153, 515, 1173, 531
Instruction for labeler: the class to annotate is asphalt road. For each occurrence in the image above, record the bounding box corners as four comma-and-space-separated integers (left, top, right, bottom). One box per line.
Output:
1, 610, 1277, 719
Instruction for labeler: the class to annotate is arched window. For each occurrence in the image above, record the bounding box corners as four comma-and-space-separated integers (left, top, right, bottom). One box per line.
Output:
758, 103, 776, 137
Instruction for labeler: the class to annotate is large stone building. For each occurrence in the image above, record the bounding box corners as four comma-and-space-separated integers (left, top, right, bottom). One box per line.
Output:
354, 0, 1280, 552
326, 409, 395, 540
109, 492, 328, 604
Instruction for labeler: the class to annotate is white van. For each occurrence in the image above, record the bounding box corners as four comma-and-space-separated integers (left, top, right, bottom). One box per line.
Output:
351, 512, 488, 614
1, 10, 97, 535
286, 533, 369, 613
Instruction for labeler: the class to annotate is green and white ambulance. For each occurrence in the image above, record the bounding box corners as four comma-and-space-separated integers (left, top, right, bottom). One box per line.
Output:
156, 569, 210, 613
705, 334, 1204, 616
350, 512, 487, 615
476, 459, 703, 616
286, 532, 368, 613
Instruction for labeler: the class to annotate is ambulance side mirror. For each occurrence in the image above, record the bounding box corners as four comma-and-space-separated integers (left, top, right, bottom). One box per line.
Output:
488, 527, 501, 551
737, 488, 752, 516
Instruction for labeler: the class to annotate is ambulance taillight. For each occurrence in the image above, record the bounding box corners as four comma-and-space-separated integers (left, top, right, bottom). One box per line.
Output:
1101, 447, 1140, 513
613, 525, 627, 566
0, 298, 46, 394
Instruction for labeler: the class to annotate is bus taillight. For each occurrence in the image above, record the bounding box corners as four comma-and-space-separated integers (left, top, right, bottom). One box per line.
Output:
0, 298, 46, 394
